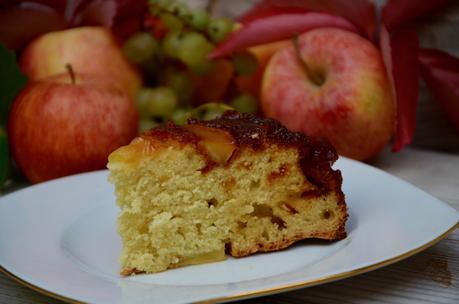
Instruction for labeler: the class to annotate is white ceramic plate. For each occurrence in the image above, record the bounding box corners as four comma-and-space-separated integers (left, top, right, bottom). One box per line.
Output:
0, 158, 458, 304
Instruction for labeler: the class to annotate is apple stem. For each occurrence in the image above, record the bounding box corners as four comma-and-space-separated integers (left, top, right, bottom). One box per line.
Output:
65, 64, 76, 85
292, 35, 325, 86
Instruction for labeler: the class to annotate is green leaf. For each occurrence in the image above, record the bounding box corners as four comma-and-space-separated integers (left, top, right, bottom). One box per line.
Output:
0, 44, 28, 126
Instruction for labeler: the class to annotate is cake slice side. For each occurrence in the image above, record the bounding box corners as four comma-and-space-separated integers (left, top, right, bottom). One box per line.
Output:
108, 112, 347, 275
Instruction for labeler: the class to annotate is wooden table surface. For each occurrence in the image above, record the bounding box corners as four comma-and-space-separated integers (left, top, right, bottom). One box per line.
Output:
1, 147, 458, 304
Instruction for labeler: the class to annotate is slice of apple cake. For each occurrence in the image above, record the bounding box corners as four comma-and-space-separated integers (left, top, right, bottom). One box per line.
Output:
108, 111, 347, 275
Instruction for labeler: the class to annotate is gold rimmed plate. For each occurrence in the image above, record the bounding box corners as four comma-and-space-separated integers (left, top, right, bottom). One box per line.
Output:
0, 158, 458, 304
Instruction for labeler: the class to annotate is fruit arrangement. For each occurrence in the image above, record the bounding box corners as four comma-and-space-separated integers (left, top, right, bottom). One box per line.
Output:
119, 0, 395, 160
0, 0, 458, 188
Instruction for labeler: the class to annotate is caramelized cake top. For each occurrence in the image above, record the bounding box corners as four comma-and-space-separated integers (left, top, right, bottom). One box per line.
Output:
142, 111, 342, 192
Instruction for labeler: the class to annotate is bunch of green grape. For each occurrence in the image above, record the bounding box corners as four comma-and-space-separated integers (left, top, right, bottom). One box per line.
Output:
122, 0, 260, 132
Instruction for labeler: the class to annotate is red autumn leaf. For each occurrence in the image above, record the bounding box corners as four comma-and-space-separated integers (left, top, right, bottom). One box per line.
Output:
113, 0, 147, 19
209, 12, 358, 58
0, 0, 145, 49
0, 0, 68, 13
0, 1, 17, 7
380, 26, 420, 152
66, 0, 87, 22
419, 48, 459, 130
112, 16, 143, 42
239, 0, 376, 40
238, 5, 310, 24
382, 0, 452, 32
71, 0, 116, 27
111, 0, 147, 42
0, 6, 67, 49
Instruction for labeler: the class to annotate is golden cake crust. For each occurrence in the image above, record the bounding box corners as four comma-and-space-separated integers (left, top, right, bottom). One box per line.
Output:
142, 111, 343, 194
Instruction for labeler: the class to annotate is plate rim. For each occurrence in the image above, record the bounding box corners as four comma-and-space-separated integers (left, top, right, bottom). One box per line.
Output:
0, 220, 457, 304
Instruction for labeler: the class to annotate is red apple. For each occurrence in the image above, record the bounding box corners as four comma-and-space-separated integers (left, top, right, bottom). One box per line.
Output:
8, 72, 139, 183
261, 28, 395, 160
20, 26, 142, 98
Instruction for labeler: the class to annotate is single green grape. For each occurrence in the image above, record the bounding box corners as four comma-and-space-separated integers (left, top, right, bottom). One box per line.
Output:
207, 17, 234, 43
136, 87, 178, 118
123, 32, 159, 64
163, 69, 194, 103
160, 13, 184, 31
177, 32, 209, 65
136, 88, 154, 118
161, 31, 183, 58
147, 87, 178, 118
139, 118, 159, 133
232, 52, 259, 76
177, 32, 215, 74
191, 103, 233, 121
186, 9, 209, 30
171, 108, 192, 125
230, 94, 258, 114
